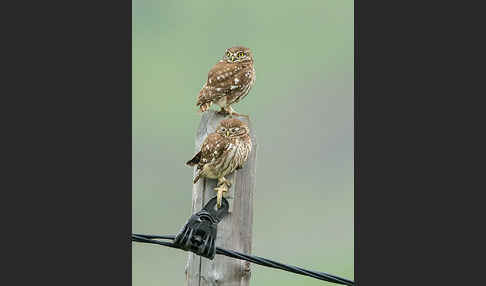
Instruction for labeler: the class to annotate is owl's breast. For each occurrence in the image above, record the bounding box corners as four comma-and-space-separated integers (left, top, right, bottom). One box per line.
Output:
234, 137, 252, 165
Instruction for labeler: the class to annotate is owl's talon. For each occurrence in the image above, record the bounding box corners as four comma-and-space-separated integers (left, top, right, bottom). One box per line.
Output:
214, 185, 228, 208
217, 177, 232, 188
230, 112, 250, 120
217, 108, 230, 116
224, 107, 249, 120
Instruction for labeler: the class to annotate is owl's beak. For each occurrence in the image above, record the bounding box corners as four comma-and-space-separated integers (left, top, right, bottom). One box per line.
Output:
226, 131, 230, 137
231, 56, 236, 62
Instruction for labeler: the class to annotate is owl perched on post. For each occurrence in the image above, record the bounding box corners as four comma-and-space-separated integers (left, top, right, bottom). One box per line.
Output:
196, 46, 255, 117
186, 118, 252, 207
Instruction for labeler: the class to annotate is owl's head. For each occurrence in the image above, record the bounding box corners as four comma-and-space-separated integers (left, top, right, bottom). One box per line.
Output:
223, 46, 253, 63
216, 118, 249, 138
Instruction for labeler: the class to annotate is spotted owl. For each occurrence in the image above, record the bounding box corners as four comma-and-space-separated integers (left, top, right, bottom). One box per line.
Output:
197, 46, 255, 117
186, 118, 252, 206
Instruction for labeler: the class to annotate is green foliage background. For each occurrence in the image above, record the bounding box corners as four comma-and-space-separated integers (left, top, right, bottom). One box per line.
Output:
133, 1, 354, 285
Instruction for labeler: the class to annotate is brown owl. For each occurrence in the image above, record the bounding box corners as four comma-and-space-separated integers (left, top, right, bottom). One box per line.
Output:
186, 118, 252, 207
197, 46, 255, 117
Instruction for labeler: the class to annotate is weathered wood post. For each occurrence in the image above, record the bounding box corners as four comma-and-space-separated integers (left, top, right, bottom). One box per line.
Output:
185, 110, 257, 286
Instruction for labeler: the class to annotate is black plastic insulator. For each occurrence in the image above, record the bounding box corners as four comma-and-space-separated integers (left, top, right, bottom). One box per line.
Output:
173, 197, 229, 259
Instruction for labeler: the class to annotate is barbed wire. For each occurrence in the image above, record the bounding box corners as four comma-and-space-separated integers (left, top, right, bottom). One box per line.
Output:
132, 233, 354, 285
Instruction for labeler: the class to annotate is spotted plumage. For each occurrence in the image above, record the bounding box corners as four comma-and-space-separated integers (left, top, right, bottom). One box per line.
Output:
197, 46, 255, 117
186, 118, 252, 206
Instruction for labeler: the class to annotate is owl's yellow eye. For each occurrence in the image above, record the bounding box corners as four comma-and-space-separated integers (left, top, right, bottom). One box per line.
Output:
237, 52, 244, 57
226, 51, 231, 57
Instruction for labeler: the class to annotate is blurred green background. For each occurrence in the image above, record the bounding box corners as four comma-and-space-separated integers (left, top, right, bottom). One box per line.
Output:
132, 0, 354, 285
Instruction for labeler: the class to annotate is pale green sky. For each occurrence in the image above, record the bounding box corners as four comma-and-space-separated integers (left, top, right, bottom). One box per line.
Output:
132, 1, 354, 285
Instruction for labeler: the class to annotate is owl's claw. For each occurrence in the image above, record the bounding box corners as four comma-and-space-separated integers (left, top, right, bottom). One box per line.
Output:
229, 112, 250, 120
228, 107, 250, 121
219, 107, 249, 120
214, 185, 228, 208
215, 176, 231, 207
217, 108, 230, 116
217, 177, 232, 188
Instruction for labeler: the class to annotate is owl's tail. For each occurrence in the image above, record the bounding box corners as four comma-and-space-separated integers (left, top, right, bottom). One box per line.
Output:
188, 152, 203, 184
198, 102, 212, 113
193, 172, 202, 184
197, 85, 212, 112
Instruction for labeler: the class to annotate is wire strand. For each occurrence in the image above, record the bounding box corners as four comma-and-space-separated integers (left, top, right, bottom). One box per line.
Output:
131, 233, 354, 285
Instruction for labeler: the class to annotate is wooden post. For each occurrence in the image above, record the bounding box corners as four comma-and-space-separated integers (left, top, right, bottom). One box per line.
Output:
185, 110, 257, 286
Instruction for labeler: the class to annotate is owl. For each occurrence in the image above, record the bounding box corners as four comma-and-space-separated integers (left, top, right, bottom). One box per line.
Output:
196, 46, 255, 118
186, 118, 252, 207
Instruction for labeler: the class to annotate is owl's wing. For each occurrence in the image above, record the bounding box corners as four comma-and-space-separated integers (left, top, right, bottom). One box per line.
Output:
199, 133, 230, 165
191, 133, 230, 184
197, 62, 247, 106
209, 62, 250, 93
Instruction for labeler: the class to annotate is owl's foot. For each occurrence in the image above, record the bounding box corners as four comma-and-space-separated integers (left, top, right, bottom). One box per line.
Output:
221, 106, 249, 120
217, 177, 232, 188
217, 108, 231, 117
214, 184, 229, 208
229, 112, 250, 120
